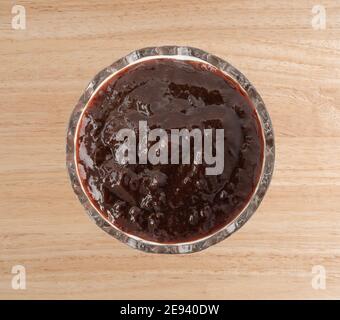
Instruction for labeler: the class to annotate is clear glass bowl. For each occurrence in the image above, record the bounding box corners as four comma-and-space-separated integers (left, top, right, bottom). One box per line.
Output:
66, 46, 275, 254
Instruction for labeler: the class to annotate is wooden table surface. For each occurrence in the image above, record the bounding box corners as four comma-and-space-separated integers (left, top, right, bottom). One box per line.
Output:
1, 0, 340, 300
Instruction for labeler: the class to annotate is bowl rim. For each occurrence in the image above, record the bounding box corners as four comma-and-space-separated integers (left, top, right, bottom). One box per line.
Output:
66, 45, 275, 254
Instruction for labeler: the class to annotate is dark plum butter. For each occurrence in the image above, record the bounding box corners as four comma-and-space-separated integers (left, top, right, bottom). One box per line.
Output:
76, 58, 264, 243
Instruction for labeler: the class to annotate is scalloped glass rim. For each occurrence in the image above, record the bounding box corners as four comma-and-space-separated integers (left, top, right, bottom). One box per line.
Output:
66, 46, 275, 254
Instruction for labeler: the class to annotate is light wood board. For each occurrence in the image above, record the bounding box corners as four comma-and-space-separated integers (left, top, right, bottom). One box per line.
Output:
1, 0, 340, 299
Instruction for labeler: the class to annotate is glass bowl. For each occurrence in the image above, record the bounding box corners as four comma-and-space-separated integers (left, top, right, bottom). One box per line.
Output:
66, 46, 275, 254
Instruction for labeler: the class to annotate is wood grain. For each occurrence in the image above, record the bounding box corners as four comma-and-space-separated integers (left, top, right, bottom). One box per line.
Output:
1, 0, 340, 299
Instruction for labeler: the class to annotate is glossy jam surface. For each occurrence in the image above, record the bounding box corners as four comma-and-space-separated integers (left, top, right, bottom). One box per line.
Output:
76, 58, 263, 243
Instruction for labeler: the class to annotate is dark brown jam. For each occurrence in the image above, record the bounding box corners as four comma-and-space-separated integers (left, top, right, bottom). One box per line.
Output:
76, 58, 264, 243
